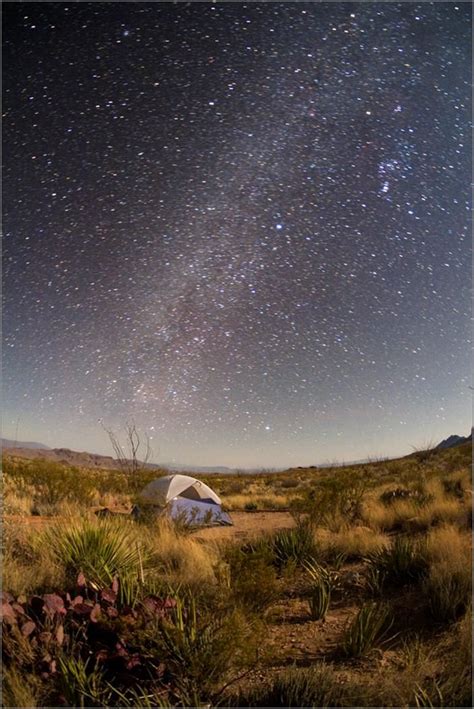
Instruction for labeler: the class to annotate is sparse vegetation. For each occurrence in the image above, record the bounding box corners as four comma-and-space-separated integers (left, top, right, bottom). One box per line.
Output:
341, 601, 393, 658
423, 525, 471, 623
2, 441, 471, 707
365, 535, 428, 589
304, 560, 332, 619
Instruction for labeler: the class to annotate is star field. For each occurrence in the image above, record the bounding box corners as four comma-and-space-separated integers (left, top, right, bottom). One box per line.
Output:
3, 2, 471, 468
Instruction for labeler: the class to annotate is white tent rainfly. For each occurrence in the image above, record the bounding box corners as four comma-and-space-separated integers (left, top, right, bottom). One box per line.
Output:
137, 474, 232, 526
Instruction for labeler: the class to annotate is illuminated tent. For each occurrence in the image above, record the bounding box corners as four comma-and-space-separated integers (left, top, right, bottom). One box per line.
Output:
137, 474, 232, 526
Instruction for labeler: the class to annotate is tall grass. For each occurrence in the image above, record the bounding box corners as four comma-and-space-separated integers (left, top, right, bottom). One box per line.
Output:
2, 667, 41, 708
363, 476, 469, 532
2, 522, 65, 596
422, 525, 471, 622
314, 525, 390, 561
151, 520, 219, 587
230, 663, 346, 708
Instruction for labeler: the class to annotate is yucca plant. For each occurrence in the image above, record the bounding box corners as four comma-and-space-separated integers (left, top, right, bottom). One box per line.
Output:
341, 602, 393, 658
365, 536, 427, 587
271, 522, 316, 568
304, 559, 332, 620
332, 550, 347, 570
308, 582, 331, 620
365, 564, 386, 596
45, 519, 155, 589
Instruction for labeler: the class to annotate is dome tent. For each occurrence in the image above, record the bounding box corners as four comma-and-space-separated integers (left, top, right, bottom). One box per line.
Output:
136, 474, 232, 526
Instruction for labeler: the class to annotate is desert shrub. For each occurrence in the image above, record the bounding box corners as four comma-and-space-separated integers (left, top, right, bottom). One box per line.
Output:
365, 536, 428, 590
225, 480, 247, 495
341, 602, 393, 658
4, 459, 100, 514
302, 471, 369, 528
225, 543, 278, 612
229, 663, 345, 707
362, 497, 416, 531
364, 473, 468, 531
415, 497, 466, 529
279, 477, 300, 489
2, 481, 34, 515
411, 442, 438, 465
441, 477, 465, 499
6, 459, 96, 509
379, 487, 432, 507
259, 495, 289, 510
244, 501, 258, 511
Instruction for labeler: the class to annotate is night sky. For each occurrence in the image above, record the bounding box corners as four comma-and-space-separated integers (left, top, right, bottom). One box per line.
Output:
3, 2, 471, 469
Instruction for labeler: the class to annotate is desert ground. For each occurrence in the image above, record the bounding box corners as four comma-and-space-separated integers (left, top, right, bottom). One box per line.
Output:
2, 442, 472, 707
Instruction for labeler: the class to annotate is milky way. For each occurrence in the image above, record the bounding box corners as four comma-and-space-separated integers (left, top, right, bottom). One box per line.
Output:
3, 2, 471, 468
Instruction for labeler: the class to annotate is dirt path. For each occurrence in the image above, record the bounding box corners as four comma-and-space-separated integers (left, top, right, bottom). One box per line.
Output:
4, 510, 296, 540
191, 510, 295, 541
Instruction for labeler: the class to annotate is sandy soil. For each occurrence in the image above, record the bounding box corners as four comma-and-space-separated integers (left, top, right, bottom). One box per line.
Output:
4, 510, 296, 540
191, 510, 295, 541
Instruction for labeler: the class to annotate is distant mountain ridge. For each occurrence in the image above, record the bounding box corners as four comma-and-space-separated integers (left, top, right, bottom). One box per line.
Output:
1, 438, 51, 450
1, 441, 246, 474
436, 431, 472, 450
3, 433, 471, 473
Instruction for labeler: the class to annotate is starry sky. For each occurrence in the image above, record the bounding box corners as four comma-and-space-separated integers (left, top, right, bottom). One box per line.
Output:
3, 2, 471, 469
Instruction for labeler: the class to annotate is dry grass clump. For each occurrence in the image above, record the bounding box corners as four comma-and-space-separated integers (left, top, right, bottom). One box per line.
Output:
425, 524, 471, 566
2, 491, 33, 516
151, 520, 219, 586
415, 497, 466, 529
2, 523, 65, 596
221, 492, 290, 511
2, 666, 42, 709
362, 497, 418, 531
422, 525, 471, 622
314, 525, 390, 560
95, 490, 132, 509
363, 476, 469, 532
